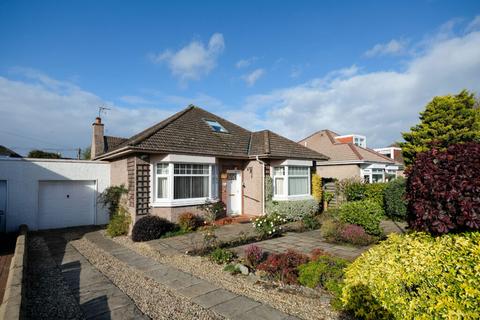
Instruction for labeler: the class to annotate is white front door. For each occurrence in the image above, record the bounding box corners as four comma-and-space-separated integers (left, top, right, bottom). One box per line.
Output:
0, 181, 6, 233
226, 170, 242, 216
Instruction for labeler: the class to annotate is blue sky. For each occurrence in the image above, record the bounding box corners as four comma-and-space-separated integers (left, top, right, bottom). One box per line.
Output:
1, 0, 480, 157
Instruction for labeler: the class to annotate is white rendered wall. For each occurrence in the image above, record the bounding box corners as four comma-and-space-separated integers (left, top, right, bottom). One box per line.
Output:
0, 158, 110, 232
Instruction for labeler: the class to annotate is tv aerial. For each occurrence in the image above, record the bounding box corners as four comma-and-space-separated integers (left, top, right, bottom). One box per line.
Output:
98, 105, 111, 118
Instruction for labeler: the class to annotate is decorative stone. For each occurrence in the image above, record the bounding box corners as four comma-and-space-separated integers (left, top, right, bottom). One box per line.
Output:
235, 263, 249, 275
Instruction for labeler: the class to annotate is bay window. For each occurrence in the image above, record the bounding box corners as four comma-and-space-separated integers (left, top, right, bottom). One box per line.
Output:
153, 162, 217, 205
272, 165, 311, 199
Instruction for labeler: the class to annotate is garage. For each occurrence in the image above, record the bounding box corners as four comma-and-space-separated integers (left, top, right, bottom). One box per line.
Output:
38, 180, 96, 230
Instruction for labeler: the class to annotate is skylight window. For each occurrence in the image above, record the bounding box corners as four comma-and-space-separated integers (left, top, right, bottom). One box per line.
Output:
205, 119, 228, 133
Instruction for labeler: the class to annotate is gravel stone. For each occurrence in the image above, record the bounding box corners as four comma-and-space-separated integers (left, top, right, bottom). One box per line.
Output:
25, 236, 84, 320
72, 237, 223, 320
111, 234, 342, 320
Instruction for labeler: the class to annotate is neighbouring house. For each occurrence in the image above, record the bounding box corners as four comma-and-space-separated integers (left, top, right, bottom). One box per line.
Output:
0, 145, 22, 158
374, 144, 405, 176
92, 105, 328, 224
298, 130, 401, 183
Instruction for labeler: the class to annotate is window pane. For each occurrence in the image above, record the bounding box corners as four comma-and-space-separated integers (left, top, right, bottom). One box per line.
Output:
275, 177, 284, 195
288, 177, 308, 195
174, 176, 209, 199
289, 166, 308, 175
273, 167, 284, 176
156, 163, 169, 175
157, 177, 168, 198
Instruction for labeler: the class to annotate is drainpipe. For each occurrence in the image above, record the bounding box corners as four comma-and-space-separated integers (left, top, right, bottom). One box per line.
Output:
255, 155, 266, 215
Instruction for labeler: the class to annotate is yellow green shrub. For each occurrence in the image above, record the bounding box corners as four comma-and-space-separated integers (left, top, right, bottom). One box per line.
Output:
342, 232, 480, 319
312, 174, 322, 202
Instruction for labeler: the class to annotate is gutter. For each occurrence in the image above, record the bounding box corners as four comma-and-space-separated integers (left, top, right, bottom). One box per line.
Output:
255, 155, 266, 215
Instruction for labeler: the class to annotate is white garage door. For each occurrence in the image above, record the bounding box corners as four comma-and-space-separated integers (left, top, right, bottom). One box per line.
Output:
38, 180, 96, 230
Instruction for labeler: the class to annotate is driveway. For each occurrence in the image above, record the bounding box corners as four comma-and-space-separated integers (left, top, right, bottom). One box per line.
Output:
25, 227, 147, 320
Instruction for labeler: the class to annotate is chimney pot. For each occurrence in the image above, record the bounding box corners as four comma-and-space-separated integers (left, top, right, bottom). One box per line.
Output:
95, 117, 102, 124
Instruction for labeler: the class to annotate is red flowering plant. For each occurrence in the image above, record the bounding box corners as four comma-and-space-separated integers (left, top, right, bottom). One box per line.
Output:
244, 245, 264, 268
257, 250, 309, 284
339, 224, 375, 246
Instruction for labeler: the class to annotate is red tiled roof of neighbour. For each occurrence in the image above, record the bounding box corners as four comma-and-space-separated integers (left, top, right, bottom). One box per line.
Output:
299, 129, 395, 164
96, 105, 328, 161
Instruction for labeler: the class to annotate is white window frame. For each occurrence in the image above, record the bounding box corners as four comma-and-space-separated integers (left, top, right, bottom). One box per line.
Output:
272, 165, 312, 201
151, 162, 218, 207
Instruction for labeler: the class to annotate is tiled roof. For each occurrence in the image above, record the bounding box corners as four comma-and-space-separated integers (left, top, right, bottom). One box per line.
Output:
299, 129, 395, 164
103, 136, 128, 153
97, 105, 328, 160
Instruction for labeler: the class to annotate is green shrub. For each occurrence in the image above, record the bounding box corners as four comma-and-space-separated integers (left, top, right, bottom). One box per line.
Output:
321, 219, 343, 240
338, 200, 383, 236
364, 183, 386, 207
302, 214, 320, 230
342, 232, 480, 319
383, 178, 407, 220
223, 263, 241, 275
299, 254, 349, 308
209, 248, 235, 264
344, 179, 366, 201
266, 199, 319, 221
98, 185, 128, 218
106, 208, 130, 237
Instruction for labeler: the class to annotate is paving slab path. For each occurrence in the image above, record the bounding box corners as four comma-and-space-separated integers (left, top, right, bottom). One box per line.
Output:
231, 220, 407, 261
84, 231, 298, 320
26, 230, 147, 320
146, 222, 256, 256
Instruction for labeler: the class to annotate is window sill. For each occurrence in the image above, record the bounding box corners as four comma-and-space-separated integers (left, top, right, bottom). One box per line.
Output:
272, 194, 313, 201
151, 197, 218, 208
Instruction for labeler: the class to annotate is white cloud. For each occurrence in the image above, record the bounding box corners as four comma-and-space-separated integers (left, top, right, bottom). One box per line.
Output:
466, 15, 480, 32
236, 57, 257, 69
0, 70, 173, 158
231, 26, 480, 148
149, 33, 225, 83
365, 39, 409, 57
241, 68, 265, 87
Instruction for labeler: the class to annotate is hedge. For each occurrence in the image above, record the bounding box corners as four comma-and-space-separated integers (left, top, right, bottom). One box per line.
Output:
342, 232, 480, 319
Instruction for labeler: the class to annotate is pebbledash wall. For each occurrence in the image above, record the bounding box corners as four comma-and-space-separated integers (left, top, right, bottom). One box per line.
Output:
0, 158, 110, 232
109, 154, 265, 224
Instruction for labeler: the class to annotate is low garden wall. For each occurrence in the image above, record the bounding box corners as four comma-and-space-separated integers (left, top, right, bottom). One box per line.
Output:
0, 225, 28, 320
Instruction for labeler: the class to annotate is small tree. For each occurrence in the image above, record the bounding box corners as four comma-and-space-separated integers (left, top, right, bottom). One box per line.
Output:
28, 149, 61, 159
81, 147, 91, 160
400, 90, 480, 166
406, 142, 480, 235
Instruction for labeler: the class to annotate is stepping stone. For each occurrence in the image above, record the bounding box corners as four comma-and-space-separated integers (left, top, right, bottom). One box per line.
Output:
177, 280, 219, 299
212, 295, 261, 318
233, 304, 295, 320
192, 288, 237, 308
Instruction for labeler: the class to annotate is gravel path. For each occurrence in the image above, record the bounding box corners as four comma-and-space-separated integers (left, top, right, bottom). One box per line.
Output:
71, 237, 224, 320
26, 236, 84, 320
112, 234, 342, 320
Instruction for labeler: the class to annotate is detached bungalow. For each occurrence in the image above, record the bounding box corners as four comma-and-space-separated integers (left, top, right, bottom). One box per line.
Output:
298, 130, 400, 183
92, 105, 328, 223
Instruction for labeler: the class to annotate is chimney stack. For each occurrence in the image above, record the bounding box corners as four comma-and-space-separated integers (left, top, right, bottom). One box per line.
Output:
91, 117, 105, 160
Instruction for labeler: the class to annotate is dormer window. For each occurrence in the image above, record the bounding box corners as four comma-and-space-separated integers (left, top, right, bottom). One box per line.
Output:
205, 120, 228, 133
